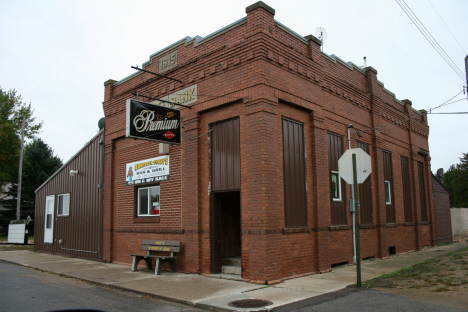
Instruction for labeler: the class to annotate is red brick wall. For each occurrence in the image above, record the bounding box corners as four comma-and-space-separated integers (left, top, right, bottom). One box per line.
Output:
100, 3, 434, 282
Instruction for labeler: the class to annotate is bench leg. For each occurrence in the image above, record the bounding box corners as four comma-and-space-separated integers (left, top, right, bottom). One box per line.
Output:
144, 258, 153, 270
169, 259, 177, 273
132, 256, 142, 272
155, 258, 162, 275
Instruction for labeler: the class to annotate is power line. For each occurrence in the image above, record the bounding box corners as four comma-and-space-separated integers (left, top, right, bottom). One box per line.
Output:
400, 0, 466, 80
355, 93, 467, 135
395, 0, 466, 82
427, 0, 467, 55
428, 112, 468, 114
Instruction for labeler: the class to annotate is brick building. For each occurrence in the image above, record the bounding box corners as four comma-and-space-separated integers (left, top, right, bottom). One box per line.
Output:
35, 2, 436, 283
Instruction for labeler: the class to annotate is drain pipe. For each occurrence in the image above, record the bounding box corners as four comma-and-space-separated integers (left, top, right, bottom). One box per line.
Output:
347, 124, 362, 264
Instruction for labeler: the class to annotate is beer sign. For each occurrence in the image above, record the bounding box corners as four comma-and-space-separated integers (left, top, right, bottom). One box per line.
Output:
126, 99, 181, 145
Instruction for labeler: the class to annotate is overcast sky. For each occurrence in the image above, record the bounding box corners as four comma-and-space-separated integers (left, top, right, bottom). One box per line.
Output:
1, 0, 467, 173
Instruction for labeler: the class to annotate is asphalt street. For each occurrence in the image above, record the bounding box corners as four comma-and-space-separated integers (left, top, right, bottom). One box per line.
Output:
271, 287, 465, 312
0, 261, 203, 312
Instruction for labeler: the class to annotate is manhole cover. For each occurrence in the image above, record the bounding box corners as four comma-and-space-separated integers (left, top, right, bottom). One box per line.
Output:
228, 299, 273, 308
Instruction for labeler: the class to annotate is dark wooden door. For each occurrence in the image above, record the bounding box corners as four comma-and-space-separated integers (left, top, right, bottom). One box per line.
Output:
211, 192, 222, 273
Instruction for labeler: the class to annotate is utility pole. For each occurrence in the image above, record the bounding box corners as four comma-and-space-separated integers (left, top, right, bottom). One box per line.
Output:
16, 116, 26, 221
465, 55, 468, 100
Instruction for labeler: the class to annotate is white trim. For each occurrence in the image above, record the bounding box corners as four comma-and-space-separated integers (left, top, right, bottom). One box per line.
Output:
57, 193, 70, 216
137, 186, 160, 217
384, 180, 392, 205
331, 171, 342, 202
44, 195, 55, 244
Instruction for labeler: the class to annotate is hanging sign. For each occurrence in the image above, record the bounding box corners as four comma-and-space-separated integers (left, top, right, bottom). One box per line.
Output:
126, 155, 170, 185
126, 99, 181, 144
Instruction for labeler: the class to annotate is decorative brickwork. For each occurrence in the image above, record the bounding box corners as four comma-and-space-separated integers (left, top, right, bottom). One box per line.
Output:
99, 2, 435, 282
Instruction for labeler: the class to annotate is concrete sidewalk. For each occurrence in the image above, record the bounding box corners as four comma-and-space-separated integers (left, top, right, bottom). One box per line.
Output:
1, 241, 467, 312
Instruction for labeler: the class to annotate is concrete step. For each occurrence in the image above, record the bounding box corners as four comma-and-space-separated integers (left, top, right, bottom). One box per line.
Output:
221, 265, 241, 275
222, 257, 241, 266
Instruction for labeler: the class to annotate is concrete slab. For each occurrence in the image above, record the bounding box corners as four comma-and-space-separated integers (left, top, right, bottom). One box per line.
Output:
113, 273, 261, 302
278, 276, 350, 293
246, 286, 323, 310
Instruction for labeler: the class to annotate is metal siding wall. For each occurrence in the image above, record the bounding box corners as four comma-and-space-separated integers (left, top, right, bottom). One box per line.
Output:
357, 142, 373, 225
211, 118, 240, 191
34, 130, 104, 259
418, 162, 427, 222
401, 156, 413, 223
383, 151, 396, 223
282, 118, 307, 227
328, 132, 347, 225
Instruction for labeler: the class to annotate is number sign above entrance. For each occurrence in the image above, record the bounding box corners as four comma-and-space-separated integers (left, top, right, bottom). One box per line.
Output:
126, 99, 181, 145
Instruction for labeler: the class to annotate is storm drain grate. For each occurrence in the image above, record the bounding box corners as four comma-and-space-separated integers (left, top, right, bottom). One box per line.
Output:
228, 299, 273, 308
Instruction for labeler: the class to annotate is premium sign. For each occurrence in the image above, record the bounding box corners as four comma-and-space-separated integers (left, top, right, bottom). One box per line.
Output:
126, 99, 181, 144
126, 155, 170, 185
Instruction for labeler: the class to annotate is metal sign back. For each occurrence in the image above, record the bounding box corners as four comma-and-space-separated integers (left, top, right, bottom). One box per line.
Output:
338, 148, 372, 184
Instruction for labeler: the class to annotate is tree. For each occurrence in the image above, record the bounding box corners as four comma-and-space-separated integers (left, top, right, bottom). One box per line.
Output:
0, 138, 62, 235
442, 153, 468, 208
0, 87, 42, 188
451, 153, 468, 208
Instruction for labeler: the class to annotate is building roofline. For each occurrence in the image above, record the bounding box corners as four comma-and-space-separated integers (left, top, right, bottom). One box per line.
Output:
35, 129, 105, 193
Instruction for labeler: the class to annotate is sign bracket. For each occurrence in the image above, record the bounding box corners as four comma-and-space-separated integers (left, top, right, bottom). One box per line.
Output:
132, 92, 192, 109
131, 66, 182, 83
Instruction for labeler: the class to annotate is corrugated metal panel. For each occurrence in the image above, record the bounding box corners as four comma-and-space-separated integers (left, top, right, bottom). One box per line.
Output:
328, 132, 347, 225
401, 156, 413, 223
282, 118, 307, 227
383, 151, 395, 223
357, 142, 373, 225
34, 130, 104, 259
211, 118, 240, 191
418, 161, 428, 222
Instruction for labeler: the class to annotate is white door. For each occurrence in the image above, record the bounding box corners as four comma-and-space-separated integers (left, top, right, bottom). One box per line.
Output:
44, 195, 55, 243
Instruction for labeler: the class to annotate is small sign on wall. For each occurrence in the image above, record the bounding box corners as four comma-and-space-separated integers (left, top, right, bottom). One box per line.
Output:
126, 155, 170, 186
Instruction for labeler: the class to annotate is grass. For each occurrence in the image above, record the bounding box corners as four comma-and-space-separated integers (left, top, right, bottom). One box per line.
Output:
363, 247, 468, 291
0, 234, 34, 250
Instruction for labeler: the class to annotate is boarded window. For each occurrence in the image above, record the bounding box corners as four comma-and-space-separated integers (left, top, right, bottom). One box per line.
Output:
383, 151, 395, 223
211, 118, 240, 191
328, 132, 347, 225
401, 156, 413, 223
418, 161, 427, 222
282, 118, 307, 227
357, 142, 373, 225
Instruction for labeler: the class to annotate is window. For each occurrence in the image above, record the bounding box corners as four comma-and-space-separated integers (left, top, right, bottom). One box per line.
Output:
328, 132, 346, 226
384, 180, 392, 205
383, 151, 395, 223
331, 171, 341, 201
57, 193, 70, 216
138, 186, 160, 217
282, 118, 307, 227
401, 156, 413, 223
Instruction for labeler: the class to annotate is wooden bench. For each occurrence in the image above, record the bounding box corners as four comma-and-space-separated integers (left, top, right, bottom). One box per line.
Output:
129, 240, 180, 275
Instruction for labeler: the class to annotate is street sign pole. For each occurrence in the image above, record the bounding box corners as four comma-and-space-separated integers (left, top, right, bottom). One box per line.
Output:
353, 153, 361, 287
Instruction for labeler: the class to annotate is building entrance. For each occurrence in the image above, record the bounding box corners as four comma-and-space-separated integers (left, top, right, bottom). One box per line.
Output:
211, 191, 241, 274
